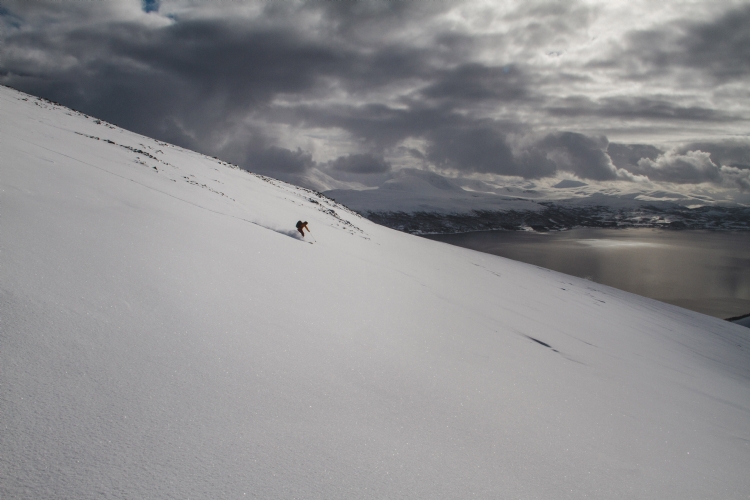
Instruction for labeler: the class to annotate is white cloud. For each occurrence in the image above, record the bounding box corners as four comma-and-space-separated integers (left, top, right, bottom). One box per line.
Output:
636, 150, 720, 183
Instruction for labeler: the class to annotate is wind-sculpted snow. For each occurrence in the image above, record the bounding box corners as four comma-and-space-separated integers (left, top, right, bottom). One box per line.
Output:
2, 85, 750, 499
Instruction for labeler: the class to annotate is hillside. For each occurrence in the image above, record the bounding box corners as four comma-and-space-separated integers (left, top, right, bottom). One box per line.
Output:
2, 86, 749, 499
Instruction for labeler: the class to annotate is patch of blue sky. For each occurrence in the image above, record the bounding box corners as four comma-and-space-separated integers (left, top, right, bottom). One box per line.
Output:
142, 0, 159, 14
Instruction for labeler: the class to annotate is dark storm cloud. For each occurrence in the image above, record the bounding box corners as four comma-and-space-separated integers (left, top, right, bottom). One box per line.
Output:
0, 0, 746, 192
420, 123, 600, 181
136, 21, 344, 99
285, 102, 446, 151
606, 141, 750, 188
248, 147, 314, 174
405, 148, 427, 161
293, 100, 619, 181
424, 124, 521, 176
677, 140, 750, 170
0, 5, 23, 29
536, 132, 617, 181
401, 119, 616, 181
308, 0, 433, 33
53, 19, 346, 107
331, 154, 391, 174
607, 143, 663, 170
284, 99, 546, 177
2, 3, 528, 170
546, 96, 739, 122
419, 63, 530, 104
630, 151, 721, 184
613, 4, 750, 82
512, 146, 558, 179
1, 14, 361, 167
680, 5, 750, 80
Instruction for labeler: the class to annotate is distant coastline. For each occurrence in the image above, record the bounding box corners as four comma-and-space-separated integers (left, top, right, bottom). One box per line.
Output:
364, 204, 750, 235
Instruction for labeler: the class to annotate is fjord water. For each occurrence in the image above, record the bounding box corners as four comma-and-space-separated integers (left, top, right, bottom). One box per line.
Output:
425, 228, 750, 319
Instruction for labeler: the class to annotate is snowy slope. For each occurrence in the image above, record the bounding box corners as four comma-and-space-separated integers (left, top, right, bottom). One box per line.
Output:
2, 86, 750, 499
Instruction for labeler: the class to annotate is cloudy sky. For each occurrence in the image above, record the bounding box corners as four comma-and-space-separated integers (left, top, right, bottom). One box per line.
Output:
2, 0, 749, 199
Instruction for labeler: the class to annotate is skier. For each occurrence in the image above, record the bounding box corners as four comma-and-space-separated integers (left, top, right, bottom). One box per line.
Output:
296, 220, 310, 237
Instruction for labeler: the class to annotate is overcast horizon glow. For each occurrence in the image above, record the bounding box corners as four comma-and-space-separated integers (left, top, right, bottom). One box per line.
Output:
1, 0, 749, 200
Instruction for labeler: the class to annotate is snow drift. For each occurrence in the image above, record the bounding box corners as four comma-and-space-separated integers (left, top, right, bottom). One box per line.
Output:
2, 86, 749, 499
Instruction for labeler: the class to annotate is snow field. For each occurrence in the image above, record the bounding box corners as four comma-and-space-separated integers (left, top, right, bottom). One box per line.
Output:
2, 86, 750, 499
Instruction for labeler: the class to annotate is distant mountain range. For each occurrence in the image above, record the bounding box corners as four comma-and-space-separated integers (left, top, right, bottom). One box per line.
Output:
315, 168, 750, 233
362, 203, 750, 234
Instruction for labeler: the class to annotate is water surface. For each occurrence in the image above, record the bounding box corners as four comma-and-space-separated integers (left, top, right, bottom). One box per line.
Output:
425, 228, 750, 319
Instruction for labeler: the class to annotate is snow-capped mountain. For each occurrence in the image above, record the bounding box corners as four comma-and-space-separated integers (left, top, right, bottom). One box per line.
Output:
2, 86, 749, 498
322, 169, 750, 233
